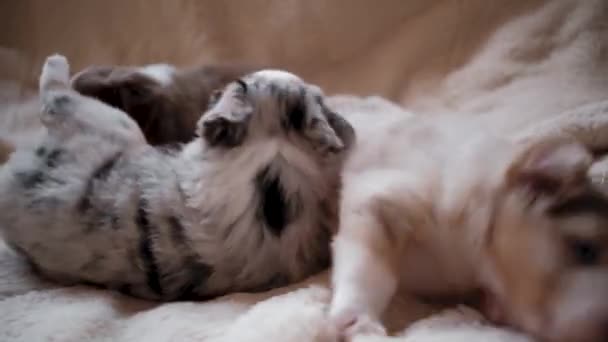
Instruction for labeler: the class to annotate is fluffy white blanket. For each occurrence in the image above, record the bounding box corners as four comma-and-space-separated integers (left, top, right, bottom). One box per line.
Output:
1, 0, 608, 341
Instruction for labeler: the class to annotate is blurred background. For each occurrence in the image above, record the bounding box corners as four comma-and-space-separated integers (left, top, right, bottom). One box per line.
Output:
1, 2, 608, 340
0, 0, 607, 129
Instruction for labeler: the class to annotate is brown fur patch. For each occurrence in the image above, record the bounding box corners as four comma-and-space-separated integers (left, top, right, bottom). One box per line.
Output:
72, 64, 259, 145
484, 138, 608, 340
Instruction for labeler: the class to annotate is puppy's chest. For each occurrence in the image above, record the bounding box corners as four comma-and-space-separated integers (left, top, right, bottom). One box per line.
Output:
397, 235, 478, 297
396, 178, 492, 298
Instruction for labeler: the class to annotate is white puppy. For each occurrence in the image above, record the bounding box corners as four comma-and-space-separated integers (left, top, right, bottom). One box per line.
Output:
330, 110, 608, 342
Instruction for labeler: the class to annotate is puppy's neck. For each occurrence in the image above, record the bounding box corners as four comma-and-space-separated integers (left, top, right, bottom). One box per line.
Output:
420, 142, 515, 299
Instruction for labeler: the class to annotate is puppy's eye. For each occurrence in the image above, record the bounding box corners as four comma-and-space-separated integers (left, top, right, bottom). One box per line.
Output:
569, 240, 601, 266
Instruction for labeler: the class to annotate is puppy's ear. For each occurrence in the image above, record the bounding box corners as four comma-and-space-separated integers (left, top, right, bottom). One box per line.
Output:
71, 66, 120, 105
71, 66, 179, 144
290, 98, 344, 154
115, 74, 161, 109
506, 138, 592, 198
198, 86, 253, 147
307, 115, 344, 154
323, 107, 355, 151
71, 65, 162, 113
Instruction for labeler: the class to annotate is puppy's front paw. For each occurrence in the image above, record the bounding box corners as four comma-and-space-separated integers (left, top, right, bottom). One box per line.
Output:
345, 315, 386, 338
434, 305, 485, 325
330, 309, 386, 341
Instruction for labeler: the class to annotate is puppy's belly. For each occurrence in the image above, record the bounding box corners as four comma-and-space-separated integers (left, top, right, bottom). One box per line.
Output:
398, 244, 477, 298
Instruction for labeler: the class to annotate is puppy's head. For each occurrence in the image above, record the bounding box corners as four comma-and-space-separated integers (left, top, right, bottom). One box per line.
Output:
484, 138, 608, 342
71, 63, 254, 145
197, 70, 354, 275
197, 69, 355, 157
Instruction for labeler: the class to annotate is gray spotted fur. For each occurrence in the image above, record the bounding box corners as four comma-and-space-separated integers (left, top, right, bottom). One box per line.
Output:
0, 55, 354, 300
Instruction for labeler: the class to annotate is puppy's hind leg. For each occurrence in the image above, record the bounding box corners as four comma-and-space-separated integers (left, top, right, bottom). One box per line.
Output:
38, 54, 146, 145
329, 171, 426, 340
38, 54, 77, 132
40, 54, 70, 93
329, 188, 405, 339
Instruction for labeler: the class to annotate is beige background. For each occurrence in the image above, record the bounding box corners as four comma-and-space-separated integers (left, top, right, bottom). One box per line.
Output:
1, 1, 608, 341
2, 1, 607, 130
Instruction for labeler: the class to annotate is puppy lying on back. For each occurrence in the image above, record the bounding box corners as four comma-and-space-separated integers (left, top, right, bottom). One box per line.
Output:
56, 60, 608, 340
329, 111, 608, 342
0, 54, 354, 301
71, 63, 258, 145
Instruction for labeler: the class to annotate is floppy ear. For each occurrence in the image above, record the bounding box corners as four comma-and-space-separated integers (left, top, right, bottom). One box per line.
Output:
198, 88, 253, 147
306, 115, 345, 154
115, 74, 161, 110
291, 98, 345, 154
322, 107, 355, 151
71, 66, 123, 106
71, 66, 184, 145
506, 138, 592, 198
71, 66, 161, 111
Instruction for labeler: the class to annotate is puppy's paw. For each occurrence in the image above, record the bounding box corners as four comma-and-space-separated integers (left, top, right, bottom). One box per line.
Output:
330, 309, 386, 341
441, 305, 485, 324
420, 305, 485, 328
40, 54, 70, 93
345, 315, 386, 338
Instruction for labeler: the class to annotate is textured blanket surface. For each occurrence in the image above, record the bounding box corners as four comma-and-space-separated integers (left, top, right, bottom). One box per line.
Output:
1, 1, 608, 341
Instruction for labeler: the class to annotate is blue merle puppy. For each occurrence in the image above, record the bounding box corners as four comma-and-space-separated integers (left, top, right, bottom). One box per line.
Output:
0, 54, 355, 301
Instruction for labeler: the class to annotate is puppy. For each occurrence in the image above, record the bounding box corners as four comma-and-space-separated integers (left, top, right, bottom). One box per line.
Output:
0, 54, 354, 301
71, 63, 258, 145
329, 112, 608, 342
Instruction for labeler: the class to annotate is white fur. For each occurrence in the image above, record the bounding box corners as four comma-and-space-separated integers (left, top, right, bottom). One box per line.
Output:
330, 110, 608, 342
137, 64, 176, 86
253, 69, 302, 82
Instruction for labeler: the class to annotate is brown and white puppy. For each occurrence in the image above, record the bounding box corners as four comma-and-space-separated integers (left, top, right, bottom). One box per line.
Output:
329, 111, 608, 342
71, 63, 258, 145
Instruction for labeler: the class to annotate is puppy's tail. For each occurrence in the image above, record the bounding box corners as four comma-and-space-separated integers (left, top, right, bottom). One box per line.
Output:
39, 54, 70, 95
